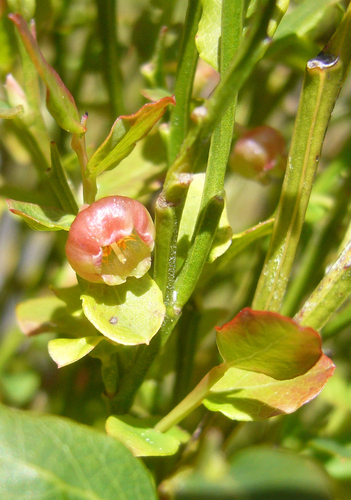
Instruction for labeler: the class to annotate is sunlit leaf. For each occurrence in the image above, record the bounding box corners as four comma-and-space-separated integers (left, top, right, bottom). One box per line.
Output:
274, 0, 341, 41
0, 404, 157, 500
86, 96, 175, 179
177, 173, 233, 262
16, 293, 96, 337
7, 199, 75, 231
48, 336, 103, 367
97, 133, 167, 200
106, 415, 189, 457
216, 308, 322, 380
9, 13, 85, 134
195, 0, 221, 71
80, 274, 165, 345
203, 354, 335, 421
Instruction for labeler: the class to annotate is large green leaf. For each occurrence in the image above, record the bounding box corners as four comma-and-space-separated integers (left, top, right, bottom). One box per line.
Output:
86, 96, 175, 179
106, 415, 189, 457
0, 404, 157, 500
80, 274, 166, 345
7, 199, 75, 231
9, 14, 85, 135
203, 354, 334, 421
216, 308, 322, 380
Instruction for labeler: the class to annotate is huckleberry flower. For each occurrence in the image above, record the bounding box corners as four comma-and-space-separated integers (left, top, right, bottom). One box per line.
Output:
65, 196, 155, 285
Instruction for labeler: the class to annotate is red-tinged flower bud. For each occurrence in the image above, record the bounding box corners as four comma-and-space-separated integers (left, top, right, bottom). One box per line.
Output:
65, 196, 155, 286
229, 125, 287, 184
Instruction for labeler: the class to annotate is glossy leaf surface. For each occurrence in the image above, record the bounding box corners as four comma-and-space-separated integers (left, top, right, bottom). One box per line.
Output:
86, 96, 175, 178
80, 274, 165, 345
216, 308, 322, 380
203, 354, 334, 421
106, 415, 189, 457
0, 404, 157, 500
7, 199, 74, 231
48, 336, 103, 367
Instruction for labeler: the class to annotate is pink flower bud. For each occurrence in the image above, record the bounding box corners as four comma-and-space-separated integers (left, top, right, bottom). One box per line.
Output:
229, 126, 287, 184
65, 196, 155, 285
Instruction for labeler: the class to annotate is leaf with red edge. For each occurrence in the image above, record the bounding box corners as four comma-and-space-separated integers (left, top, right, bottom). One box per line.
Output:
203, 354, 335, 421
9, 13, 85, 135
7, 199, 74, 231
86, 96, 176, 179
216, 308, 322, 380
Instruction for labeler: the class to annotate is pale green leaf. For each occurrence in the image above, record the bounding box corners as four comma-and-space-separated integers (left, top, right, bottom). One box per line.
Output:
48, 336, 103, 367
106, 415, 189, 457
177, 173, 233, 262
80, 274, 166, 345
195, 0, 221, 71
16, 293, 97, 337
203, 354, 334, 421
0, 104, 23, 119
7, 199, 75, 231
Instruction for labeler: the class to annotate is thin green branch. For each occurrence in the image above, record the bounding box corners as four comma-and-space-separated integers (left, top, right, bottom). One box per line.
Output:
252, 5, 351, 312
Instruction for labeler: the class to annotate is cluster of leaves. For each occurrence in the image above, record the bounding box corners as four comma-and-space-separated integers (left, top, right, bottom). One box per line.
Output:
1, 0, 351, 498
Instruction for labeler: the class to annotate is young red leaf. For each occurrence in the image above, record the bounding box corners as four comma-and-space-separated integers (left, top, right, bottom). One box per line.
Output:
86, 96, 175, 178
204, 353, 335, 421
216, 308, 322, 380
9, 13, 86, 135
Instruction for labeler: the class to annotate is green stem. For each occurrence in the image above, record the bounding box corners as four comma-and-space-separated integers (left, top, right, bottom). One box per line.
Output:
155, 363, 227, 433
281, 171, 351, 317
47, 142, 79, 215
71, 114, 97, 204
168, 0, 201, 165
252, 6, 351, 312
295, 239, 351, 331
163, 0, 278, 203
95, 0, 125, 118
108, 0, 279, 415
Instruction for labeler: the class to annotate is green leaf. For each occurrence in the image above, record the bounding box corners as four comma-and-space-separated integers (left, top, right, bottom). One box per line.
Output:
86, 96, 175, 179
203, 353, 335, 421
106, 415, 189, 457
16, 293, 97, 337
216, 308, 322, 380
195, 0, 222, 71
80, 274, 166, 345
97, 133, 167, 200
48, 336, 103, 367
7, 199, 75, 231
0, 404, 157, 500
9, 13, 86, 134
274, 0, 342, 41
177, 173, 233, 262
0, 103, 23, 119
172, 446, 333, 499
